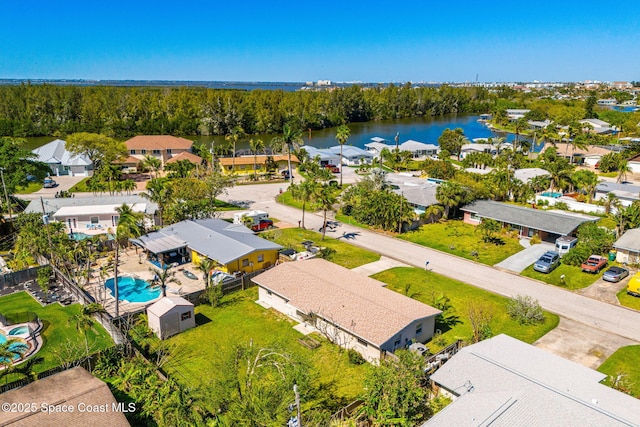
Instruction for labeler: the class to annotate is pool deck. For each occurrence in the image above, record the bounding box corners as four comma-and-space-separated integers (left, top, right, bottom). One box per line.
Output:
84, 247, 206, 317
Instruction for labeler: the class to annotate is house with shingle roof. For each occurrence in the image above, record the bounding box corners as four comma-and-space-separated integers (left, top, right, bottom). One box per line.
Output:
252, 258, 441, 362
423, 334, 640, 427
613, 228, 640, 264
132, 218, 282, 273
123, 135, 195, 169
0, 367, 130, 427
461, 200, 598, 242
31, 139, 93, 177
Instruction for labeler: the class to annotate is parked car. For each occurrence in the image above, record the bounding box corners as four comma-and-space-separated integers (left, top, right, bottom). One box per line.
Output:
281, 170, 293, 179
182, 270, 198, 280
43, 178, 57, 188
627, 272, 640, 297
251, 219, 274, 232
602, 266, 630, 283
533, 251, 560, 273
324, 164, 340, 173
581, 255, 607, 273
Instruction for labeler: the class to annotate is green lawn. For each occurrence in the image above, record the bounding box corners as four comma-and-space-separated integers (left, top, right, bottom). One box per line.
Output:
156, 288, 368, 402
262, 228, 380, 269
598, 345, 640, 398
372, 267, 559, 352
0, 292, 114, 372
15, 182, 43, 194
521, 264, 603, 290
598, 171, 618, 178
617, 288, 640, 310
399, 221, 524, 265
68, 177, 91, 192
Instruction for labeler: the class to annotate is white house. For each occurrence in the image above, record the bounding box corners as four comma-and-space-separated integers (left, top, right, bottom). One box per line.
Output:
424, 334, 640, 427
580, 118, 614, 135
31, 139, 93, 177
398, 140, 439, 158
253, 259, 441, 362
613, 228, 640, 264
506, 109, 530, 120
328, 145, 375, 166
24, 195, 159, 236
628, 153, 640, 174
147, 297, 195, 339
300, 146, 342, 166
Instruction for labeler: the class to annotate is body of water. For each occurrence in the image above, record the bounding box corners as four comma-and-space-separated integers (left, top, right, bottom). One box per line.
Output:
24, 114, 542, 153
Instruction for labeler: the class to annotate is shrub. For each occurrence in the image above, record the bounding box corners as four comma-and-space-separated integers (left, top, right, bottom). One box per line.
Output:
562, 245, 591, 266
347, 348, 365, 365
554, 201, 569, 210
530, 234, 541, 245
507, 295, 545, 325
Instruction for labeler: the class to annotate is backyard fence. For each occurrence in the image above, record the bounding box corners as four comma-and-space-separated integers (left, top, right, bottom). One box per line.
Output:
0, 344, 127, 394
0, 266, 42, 290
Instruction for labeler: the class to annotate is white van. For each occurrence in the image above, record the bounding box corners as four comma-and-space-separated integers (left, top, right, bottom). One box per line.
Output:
555, 236, 578, 257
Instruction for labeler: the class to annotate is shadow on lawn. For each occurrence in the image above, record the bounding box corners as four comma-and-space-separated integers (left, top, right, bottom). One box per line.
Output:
195, 313, 212, 326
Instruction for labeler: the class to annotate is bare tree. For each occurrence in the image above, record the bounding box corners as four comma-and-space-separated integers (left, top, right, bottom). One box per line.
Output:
467, 302, 494, 343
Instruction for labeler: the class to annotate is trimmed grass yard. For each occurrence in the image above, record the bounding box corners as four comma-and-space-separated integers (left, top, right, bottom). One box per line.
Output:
158, 288, 368, 402
617, 288, 640, 311
262, 227, 380, 269
598, 345, 640, 398
15, 182, 42, 194
521, 264, 602, 290
372, 267, 559, 352
399, 220, 524, 265
0, 292, 113, 372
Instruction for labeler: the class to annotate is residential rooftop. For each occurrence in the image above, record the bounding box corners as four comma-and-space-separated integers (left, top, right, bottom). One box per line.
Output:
425, 334, 640, 427
24, 195, 158, 217
252, 258, 441, 347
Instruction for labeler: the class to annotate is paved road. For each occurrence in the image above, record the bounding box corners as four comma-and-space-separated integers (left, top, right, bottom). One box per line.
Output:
221, 182, 640, 343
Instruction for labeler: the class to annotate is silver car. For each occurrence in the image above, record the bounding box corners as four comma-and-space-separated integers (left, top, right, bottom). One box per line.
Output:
602, 266, 630, 283
533, 251, 560, 274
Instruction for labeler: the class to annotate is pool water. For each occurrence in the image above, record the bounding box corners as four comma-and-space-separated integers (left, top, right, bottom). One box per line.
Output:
541, 191, 562, 198
0, 334, 29, 361
8, 326, 29, 336
105, 276, 161, 303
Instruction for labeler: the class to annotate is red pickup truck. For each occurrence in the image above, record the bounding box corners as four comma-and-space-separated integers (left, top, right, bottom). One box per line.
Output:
251, 219, 274, 232
581, 255, 607, 273
325, 164, 340, 173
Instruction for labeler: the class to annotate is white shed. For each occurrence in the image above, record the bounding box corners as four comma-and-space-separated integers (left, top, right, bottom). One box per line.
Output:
147, 297, 195, 339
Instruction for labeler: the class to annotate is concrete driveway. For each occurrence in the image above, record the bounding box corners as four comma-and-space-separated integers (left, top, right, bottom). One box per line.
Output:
15, 175, 86, 200
494, 240, 554, 273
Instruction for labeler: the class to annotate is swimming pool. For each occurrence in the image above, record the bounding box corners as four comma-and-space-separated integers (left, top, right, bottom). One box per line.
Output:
105, 276, 161, 303
541, 191, 562, 198
8, 326, 30, 336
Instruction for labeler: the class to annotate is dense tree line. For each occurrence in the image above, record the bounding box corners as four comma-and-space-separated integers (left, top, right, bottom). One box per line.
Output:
0, 83, 492, 138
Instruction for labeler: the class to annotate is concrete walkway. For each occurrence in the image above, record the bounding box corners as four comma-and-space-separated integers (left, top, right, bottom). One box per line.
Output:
576, 275, 633, 305
219, 183, 640, 347
351, 256, 410, 277
494, 240, 554, 273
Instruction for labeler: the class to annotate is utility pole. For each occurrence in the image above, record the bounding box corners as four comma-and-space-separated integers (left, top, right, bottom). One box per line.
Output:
0, 167, 12, 221
39, 197, 55, 263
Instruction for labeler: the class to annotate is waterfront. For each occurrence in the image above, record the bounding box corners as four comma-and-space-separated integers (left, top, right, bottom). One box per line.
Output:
23, 114, 541, 152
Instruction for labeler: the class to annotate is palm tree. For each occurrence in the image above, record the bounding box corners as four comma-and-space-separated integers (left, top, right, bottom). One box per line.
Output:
249, 138, 265, 181
0, 339, 28, 382
195, 258, 218, 288
121, 179, 137, 195
142, 154, 162, 179
335, 125, 351, 186
314, 185, 337, 240
141, 178, 170, 226
617, 159, 631, 183
436, 181, 467, 219
291, 179, 319, 229
149, 266, 179, 297
225, 126, 246, 174
68, 303, 106, 332
513, 118, 528, 151
272, 123, 303, 183
113, 204, 144, 317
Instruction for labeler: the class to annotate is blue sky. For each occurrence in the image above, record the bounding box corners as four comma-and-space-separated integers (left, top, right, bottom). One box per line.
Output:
1, 0, 638, 83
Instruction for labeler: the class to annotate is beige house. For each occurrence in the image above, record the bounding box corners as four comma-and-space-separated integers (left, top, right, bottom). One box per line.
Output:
253, 259, 441, 362
124, 135, 195, 169
613, 228, 640, 264
147, 296, 195, 339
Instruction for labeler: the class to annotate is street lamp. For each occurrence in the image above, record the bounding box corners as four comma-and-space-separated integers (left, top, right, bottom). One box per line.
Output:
0, 167, 12, 221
